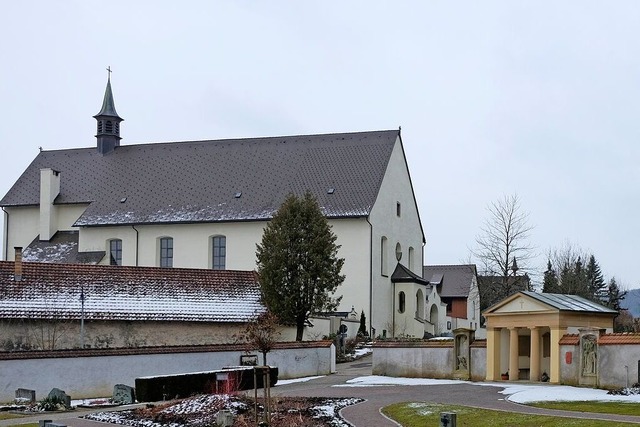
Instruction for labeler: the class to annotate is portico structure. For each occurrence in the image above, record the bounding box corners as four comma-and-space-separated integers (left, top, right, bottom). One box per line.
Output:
483, 291, 616, 383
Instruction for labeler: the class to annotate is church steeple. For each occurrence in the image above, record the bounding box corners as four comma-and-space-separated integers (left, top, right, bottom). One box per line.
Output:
94, 67, 123, 155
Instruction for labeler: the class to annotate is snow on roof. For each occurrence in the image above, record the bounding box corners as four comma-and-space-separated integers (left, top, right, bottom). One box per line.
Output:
0, 262, 264, 322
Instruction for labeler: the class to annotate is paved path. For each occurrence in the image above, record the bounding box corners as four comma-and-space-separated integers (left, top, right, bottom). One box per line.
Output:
5, 355, 640, 427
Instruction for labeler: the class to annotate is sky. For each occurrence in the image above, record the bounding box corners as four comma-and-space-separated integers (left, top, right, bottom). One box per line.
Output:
2, 2, 639, 290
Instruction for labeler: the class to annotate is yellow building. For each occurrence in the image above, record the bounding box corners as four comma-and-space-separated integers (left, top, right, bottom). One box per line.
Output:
483, 291, 616, 383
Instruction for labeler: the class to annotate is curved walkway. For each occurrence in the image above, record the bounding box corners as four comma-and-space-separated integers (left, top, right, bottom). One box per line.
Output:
273, 355, 640, 426
4, 355, 640, 427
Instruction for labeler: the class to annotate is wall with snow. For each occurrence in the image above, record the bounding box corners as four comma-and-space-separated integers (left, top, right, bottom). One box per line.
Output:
0, 342, 335, 401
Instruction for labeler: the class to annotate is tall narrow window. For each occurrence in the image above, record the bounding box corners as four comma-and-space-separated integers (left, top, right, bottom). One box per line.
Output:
381, 236, 388, 276
398, 291, 406, 313
109, 239, 122, 266
212, 235, 226, 270
408, 246, 415, 271
396, 202, 401, 217
160, 237, 173, 268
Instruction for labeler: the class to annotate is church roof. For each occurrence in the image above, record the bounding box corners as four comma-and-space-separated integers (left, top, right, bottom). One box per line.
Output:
423, 264, 477, 298
0, 262, 263, 322
0, 130, 399, 226
94, 77, 121, 119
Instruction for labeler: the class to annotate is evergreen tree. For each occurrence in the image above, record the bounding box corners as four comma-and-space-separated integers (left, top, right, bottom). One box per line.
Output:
542, 260, 558, 293
256, 192, 345, 341
358, 310, 367, 336
606, 277, 627, 311
585, 255, 606, 303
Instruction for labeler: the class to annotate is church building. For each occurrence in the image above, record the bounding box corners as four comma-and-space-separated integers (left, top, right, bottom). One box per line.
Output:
0, 75, 432, 339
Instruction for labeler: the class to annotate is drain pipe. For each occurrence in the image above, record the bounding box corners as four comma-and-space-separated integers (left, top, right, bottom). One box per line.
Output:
131, 225, 139, 266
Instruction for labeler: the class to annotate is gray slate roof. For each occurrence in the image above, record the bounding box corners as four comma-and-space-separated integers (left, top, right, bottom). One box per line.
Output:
522, 291, 618, 314
0, 262, 263, 322
22, 231, 104, 264
391, 263, 429, 286
422, 264, 477, 298
0, 130, 399, 226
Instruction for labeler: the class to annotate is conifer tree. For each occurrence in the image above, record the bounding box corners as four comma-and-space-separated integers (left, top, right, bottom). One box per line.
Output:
256, 192, 345, 341
542, 260, 559, 293
585, 255, 606, 303
606, 277, 627, 311
358, 310, 367, 336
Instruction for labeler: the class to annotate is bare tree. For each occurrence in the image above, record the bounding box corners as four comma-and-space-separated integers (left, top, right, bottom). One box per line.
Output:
473, 194, 534, 308
241, 312, 281, 366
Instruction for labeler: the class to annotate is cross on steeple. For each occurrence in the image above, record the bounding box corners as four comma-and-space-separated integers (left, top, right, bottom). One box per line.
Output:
106, 66, 112, 80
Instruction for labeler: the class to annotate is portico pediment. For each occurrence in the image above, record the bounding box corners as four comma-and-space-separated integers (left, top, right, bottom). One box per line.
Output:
490, 294, 555, 314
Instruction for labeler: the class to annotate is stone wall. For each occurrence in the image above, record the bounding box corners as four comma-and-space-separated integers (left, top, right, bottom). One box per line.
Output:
557, 332, 640, 389
0, 341, 335, 401
372, 339, 487, 380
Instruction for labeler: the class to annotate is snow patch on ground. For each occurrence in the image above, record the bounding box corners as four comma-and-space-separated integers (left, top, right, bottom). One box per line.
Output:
277, 376, 325, 386
479, 382, 640, 403
335, 375, 468, 387
336, 375, 640, 404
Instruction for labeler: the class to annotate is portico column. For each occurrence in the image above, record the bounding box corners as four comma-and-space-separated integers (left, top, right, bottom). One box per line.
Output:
486, 327, 501, 381
529, 326, 541, 382
509, 327, 519, 381
550, 326, 563, 383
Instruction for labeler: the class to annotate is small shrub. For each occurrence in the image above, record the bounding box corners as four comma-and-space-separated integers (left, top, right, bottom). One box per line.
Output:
37, 395, 67, 411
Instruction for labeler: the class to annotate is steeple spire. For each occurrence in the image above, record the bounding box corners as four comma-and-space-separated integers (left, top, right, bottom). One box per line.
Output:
94, 67, 124, 154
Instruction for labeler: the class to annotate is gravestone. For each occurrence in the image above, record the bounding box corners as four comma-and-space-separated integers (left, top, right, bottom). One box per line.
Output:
112, 384, 136, 404
15, 388, 36, 402
47, 388, 71, 409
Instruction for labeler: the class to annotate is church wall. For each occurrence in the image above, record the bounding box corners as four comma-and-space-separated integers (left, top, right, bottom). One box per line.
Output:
5, 204, 88, 261
369, 136, 425, 338
78, 218, 372, 328
4, 206, 39, 259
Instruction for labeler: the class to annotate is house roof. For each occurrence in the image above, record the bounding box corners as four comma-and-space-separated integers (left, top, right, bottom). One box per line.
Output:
0, 262, 264, 322
422, 264, 477, 298
521, 291, 617, 314
485, 291, 618, 315
0, 130, 399, 226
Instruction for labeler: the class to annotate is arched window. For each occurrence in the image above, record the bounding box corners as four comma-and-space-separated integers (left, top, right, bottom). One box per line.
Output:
97, 121, 103, 134
105, 120, 113, 133
381, 236, 388, 276
109, 239, 122, 266
159, 237, 173, 268
398, 291, 406, 313
212, 235, 226, 270
395, 242, 402, 261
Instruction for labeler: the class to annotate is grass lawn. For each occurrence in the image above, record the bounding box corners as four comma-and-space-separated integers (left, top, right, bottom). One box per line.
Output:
529, 401, 640, 416
0, 413, 28, 420
382, 402, 638, 427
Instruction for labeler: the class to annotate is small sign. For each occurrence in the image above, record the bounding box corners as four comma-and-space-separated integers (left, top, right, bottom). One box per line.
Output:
339, 324, 348, 334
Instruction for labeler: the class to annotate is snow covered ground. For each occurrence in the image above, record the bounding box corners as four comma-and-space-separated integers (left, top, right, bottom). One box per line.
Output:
329, 375, 640, 403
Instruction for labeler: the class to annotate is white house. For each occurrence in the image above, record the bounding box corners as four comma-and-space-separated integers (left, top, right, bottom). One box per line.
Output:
0, 76, 427, 339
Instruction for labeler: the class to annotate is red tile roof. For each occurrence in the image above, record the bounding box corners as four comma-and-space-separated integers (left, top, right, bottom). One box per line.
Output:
0, 261, 263, 322
599, 333, 640, 345
559, 334, 579, 345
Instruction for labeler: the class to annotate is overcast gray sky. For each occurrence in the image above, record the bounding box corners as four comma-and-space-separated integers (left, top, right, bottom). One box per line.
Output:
2, 1, 639, 290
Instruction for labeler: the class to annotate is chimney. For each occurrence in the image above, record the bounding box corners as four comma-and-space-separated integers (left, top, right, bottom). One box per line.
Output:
14, 247, 22, 281
39, 168, 60, 241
